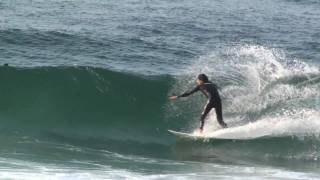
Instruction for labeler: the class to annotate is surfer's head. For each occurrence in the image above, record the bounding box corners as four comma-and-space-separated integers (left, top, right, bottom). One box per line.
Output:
197, 74, 209, 85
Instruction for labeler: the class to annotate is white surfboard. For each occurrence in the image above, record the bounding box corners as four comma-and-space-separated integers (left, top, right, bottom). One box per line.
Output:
168, 127, 272, 140
168, 129, 205, 139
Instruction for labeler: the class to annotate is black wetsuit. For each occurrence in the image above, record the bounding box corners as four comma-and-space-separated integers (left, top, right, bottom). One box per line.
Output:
178, 82, 227, 129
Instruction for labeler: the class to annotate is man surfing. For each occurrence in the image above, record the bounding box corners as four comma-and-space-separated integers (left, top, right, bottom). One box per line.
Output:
169, 74, 227, 133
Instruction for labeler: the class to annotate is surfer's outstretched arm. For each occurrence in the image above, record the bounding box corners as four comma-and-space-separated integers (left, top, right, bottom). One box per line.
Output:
169, 85, 200, 100
178, 85, 200, 98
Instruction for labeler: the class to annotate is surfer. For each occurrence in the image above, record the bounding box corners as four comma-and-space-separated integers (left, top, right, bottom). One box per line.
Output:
169, 74, 227, 132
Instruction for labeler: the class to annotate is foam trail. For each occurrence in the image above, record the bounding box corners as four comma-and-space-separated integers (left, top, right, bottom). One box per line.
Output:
199, 110, 320, 139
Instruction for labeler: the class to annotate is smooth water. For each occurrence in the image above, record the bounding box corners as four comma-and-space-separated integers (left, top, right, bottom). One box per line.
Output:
0, 0, 320, 179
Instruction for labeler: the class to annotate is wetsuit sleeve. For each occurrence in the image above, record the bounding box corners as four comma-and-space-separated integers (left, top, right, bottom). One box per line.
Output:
200, 90, 208, 98
178, 85, 200, 98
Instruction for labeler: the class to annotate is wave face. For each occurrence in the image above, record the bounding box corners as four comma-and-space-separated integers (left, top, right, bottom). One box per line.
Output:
0, 46, 319, 172
0, 66, 174, 144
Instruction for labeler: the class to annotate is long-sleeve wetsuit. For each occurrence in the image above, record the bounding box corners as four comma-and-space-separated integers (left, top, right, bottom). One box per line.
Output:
178, 82, 227, 129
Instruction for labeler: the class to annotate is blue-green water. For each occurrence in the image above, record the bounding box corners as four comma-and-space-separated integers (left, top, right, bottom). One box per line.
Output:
0, 0, 320, 179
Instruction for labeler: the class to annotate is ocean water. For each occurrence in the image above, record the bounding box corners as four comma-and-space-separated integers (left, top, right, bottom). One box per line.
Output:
0, 0, 320, 179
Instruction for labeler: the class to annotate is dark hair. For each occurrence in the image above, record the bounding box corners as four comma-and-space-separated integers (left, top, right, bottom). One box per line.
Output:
197, 74, 209, 82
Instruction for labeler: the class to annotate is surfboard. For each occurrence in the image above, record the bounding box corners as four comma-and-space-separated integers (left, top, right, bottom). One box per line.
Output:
168, 129, 205, 139
168, 129, 272, 140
